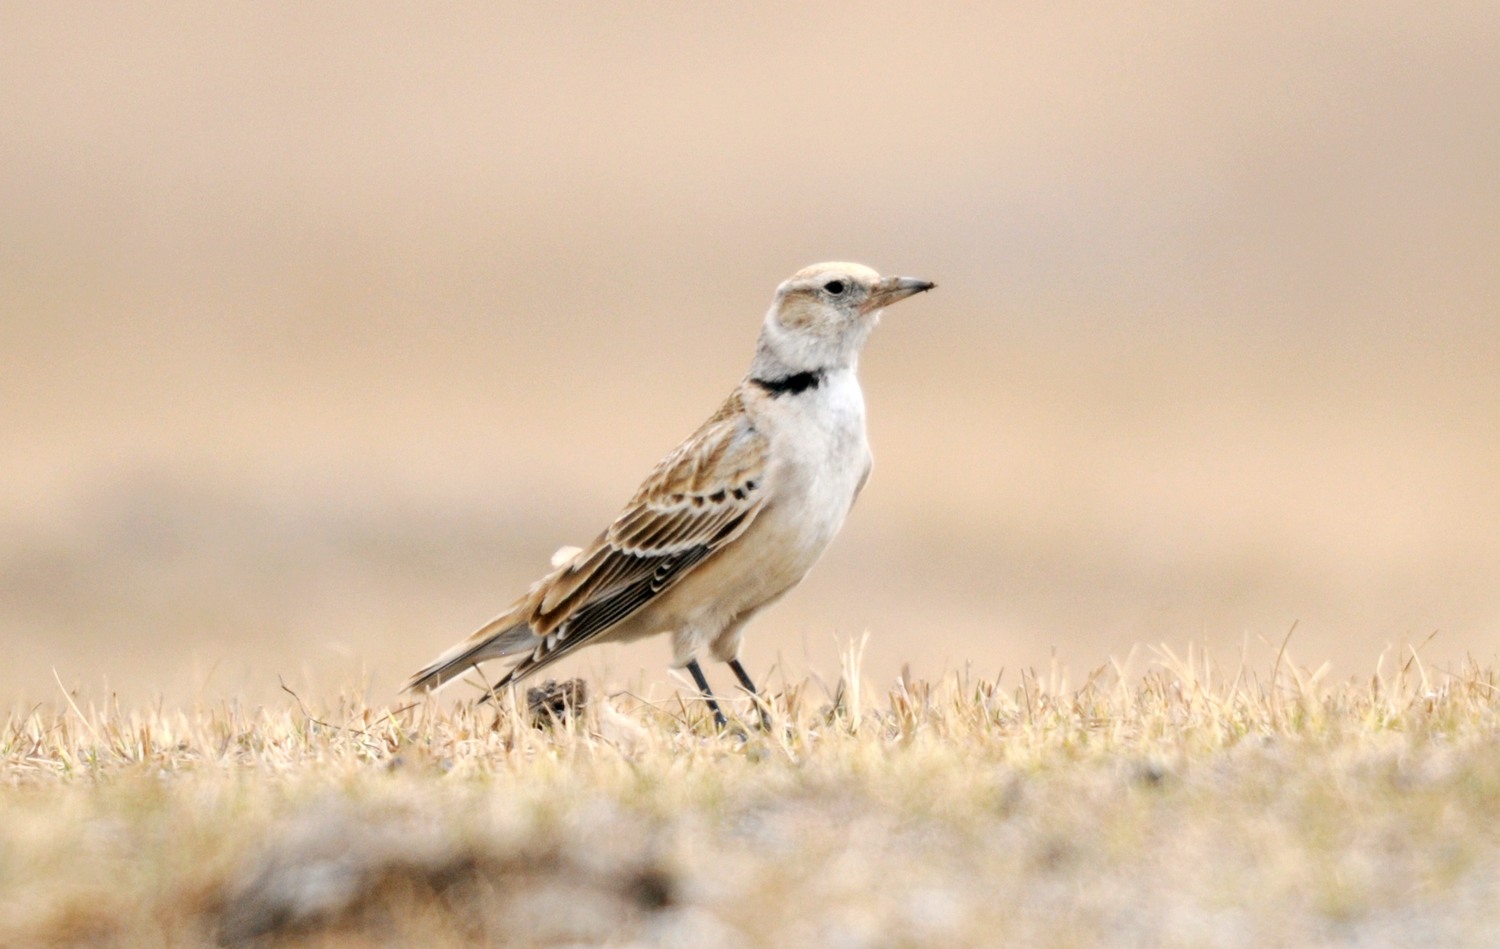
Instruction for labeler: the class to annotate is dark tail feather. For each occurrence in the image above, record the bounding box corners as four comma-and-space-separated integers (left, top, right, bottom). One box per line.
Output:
405, 616, 535, 694
475, 641, 572, 702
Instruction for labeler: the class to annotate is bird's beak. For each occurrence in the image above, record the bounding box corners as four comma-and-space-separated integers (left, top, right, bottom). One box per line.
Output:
861, 275, 936, 314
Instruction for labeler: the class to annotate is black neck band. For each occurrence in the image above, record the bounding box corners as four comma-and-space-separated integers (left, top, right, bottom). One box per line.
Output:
750, 368, 826, 397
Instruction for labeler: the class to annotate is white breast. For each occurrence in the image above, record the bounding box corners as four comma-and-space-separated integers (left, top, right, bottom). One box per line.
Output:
753, 368, 872, 578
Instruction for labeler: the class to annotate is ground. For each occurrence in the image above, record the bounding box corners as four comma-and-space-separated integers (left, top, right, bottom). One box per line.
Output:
6, 646, 1500, 948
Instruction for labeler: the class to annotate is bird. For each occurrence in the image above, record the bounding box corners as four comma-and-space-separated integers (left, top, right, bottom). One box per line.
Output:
405, 262, 936, 725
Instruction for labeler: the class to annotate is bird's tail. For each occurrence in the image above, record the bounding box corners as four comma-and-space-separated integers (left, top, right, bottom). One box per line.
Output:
404, 609, 537, 694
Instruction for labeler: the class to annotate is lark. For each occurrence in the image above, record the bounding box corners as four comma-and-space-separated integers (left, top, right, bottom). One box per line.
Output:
406, 263, 935, 724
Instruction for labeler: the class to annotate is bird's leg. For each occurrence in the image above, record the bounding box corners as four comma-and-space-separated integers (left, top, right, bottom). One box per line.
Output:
727, 658, 771, 730
685, 659, 728, 729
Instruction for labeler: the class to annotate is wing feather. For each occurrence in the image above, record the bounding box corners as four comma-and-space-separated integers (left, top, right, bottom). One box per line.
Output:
405, 387, 769, 694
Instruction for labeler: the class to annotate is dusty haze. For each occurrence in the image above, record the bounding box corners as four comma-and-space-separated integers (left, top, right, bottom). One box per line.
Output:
4, 4, 1499, 706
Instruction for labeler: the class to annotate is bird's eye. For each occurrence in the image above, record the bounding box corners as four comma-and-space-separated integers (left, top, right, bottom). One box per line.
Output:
824, 280, 846, 295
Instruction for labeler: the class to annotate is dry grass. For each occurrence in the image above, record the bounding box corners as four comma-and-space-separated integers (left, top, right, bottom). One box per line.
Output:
6, 644, 1500, 948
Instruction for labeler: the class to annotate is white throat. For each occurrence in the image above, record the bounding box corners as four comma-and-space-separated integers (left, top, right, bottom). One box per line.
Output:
748, 307, 877, 380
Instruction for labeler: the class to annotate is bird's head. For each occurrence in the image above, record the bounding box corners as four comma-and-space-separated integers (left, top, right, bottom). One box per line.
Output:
754, 262, 935, 375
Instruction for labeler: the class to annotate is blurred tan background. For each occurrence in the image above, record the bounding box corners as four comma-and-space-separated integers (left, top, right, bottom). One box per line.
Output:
4, 4, 1499, 708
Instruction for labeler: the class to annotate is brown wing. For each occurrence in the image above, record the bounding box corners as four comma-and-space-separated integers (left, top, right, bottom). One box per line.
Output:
405, 388, 769, 693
